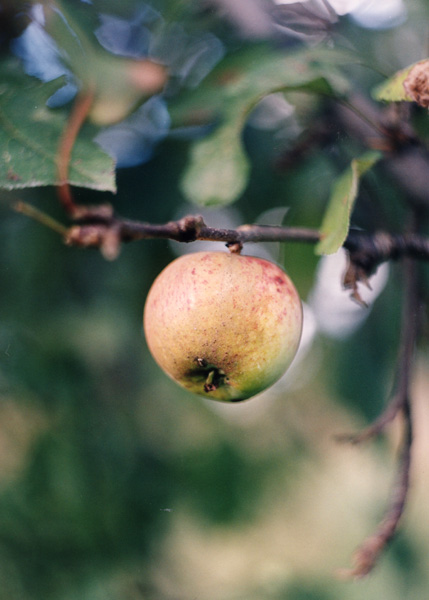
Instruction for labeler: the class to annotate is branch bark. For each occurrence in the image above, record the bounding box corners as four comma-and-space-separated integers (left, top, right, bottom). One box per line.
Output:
14, 200, 429, 267
62, 209, 429, 267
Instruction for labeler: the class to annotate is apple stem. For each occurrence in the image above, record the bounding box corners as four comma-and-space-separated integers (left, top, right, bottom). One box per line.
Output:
226, 241, 243, 254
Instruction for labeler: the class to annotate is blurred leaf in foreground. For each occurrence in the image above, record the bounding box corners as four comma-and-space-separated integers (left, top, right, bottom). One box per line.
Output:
178, 46, 352, 207
43, 0, 168, 126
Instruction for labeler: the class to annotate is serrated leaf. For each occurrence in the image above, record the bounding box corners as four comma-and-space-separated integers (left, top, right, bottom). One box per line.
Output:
316, 151, 381, 255
0, 61, 115, 192
177, 46, 354, 207
373, 59, 429, 104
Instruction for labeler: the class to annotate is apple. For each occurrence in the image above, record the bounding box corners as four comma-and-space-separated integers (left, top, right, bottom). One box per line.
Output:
143, 251, 303, 402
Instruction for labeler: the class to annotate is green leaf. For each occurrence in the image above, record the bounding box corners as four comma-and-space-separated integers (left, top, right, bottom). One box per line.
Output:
180, 108, 249, 207
372, 59, 429, 104
176, 46, 353, 207
0, 61, 115, 192
170, 46, 353, 127
316, 151, 381, 256
179, 78, 338, 207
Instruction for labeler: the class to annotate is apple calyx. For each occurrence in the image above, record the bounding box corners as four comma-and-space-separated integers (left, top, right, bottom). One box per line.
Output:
193, 358, 227, 393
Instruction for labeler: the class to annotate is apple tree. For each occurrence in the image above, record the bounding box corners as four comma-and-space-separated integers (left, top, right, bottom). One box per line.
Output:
0, 0, 429, 598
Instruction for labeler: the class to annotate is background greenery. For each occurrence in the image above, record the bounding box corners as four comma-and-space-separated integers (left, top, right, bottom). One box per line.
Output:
0, 0, 429, 598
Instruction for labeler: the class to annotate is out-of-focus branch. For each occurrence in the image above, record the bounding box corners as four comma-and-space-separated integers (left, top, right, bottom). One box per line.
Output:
200, 0, 274, 38
337, 214, 422, 577
336, 94, 429, 208
338, 251, 420, 444
337, 411, 413, 579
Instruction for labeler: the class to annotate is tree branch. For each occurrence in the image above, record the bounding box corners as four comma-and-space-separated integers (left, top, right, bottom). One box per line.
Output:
13, 200, 429, 267
337, 251, 420, 444
65, 212, 429, 269
337, 409, 412, 579
337, 232, 421, 577
64, 213, 322, 259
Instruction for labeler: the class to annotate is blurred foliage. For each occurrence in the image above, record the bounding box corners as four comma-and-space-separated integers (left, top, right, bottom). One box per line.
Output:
0, 0, 429, 599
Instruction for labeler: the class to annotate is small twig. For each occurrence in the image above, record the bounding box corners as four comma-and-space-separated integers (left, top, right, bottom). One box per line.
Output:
335, 392, 403, 445
337, 230, 421, 577
13, 201, 68, 236
337, 409, 412, 579
338, 96, 389, 139
337, 252, 419, 444
338, 228, 421, 445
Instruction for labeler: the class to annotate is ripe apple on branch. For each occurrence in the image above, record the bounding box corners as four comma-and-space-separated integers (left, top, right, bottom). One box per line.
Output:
144, 250, 303, 402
